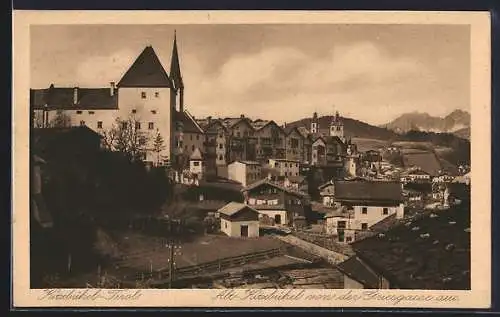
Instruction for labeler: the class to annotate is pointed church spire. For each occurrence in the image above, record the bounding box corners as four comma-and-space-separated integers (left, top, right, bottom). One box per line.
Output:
170, 30, 184, 91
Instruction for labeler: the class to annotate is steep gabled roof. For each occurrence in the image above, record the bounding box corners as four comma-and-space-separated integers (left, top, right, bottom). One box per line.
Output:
222, 117, 255, 130
284, 126, 305, 138
252, 120, 285, 134
337, 256, 379, 289
174, 110, 204, 134
117, 46, 172, 88
334, 180, 403, 202
170, 32, 184, 90
217, 202, 258, 217
242, 179, 307, 198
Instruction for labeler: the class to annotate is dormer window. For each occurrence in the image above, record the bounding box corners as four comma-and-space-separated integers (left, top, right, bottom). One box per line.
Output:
132, 109, 137, 114
151, 110, 157, 114
76, 111, 82, 115
141, 92, 146, 99
155, 92, 160, 98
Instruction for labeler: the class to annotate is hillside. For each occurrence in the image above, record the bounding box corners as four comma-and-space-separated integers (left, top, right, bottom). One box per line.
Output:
381, 109, 470, 134
453, 127, 470, 140
287, 115, 397, 140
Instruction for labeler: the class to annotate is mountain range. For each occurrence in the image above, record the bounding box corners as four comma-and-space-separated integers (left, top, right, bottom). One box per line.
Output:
380, 109, 470, 139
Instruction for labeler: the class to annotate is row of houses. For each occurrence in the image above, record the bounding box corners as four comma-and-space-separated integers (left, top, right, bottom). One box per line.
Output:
217, 176, 406, 242
31, 33, 360, 181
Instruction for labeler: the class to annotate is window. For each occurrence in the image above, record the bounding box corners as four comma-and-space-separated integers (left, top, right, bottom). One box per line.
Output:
362, 207, 368, 214
190, 135, 193, 141
80, 120, 85, 126
346, 237, 353, 243
236, 132, 241, 137
141, 92, 146, 99
151, 110, 157, 114
184, 145, 187, 150
148, 122, 154, 130
361, 223, 368, 230
383, 208, 389, 215
97, 121, 103, 129
218, 155, 223, 161
155, 92, 160, 98
76, 111, 82, 115
193, 161, 200, 166
135, 122, 141, 130
192, 145, 195, 151
219, 144, 223, 149
89, 111, 95, 115
122, 122, 127, 129
132, 109, 137, 114
225, 221, 227, 229
196, 135, 199, 140
337, 221, 346, 229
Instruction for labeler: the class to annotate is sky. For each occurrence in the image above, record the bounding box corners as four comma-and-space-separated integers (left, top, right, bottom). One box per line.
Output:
30, 24, 470, 126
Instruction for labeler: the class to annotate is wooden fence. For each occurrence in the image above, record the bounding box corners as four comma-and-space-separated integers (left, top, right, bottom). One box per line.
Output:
106, 247, 283, 288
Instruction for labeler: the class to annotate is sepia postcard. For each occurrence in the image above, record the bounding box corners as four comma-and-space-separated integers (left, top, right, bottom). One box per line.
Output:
12, 10, 491, 309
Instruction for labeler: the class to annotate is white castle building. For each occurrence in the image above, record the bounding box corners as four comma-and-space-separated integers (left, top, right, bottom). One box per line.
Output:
30, 33, 203, 167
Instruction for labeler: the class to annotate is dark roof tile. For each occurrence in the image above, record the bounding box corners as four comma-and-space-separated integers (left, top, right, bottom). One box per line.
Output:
174, 110, 204, 134
31, 87, 118, 110
117, 46, 172, 88
351, 199, 471, 289
337, 256, 379, 288
334, 180, 403, 202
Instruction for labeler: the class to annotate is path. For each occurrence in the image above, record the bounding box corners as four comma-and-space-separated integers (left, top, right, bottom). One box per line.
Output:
274, 235, 349, 265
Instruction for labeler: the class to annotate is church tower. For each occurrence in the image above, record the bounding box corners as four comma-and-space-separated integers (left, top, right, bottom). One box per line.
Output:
330, 110, 345, 142
311, 112, 319, 134
170, 30, 184, 113
170, 31, 186, 169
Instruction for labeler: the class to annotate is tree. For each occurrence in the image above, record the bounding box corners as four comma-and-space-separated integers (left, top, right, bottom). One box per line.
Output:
49, 111, 72, 128
152, 132, 166, 166
102, 116, 150, 162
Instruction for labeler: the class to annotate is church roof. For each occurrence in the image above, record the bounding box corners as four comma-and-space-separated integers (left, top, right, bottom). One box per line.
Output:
170, 32, 184, 90
117, 46, 173, 88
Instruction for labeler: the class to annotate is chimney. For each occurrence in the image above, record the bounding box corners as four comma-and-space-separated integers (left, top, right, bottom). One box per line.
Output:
240, 114, 245, 118
73, 87, 78, 104
207, 116, 212, 125
110, 82, 115, 96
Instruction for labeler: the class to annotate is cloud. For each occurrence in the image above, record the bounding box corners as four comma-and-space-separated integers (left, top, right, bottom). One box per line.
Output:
75, 49, 138, 87
184, 41, 442, 125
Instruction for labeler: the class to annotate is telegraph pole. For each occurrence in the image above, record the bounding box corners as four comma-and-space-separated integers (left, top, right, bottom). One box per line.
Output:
167, 219, 182, 289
